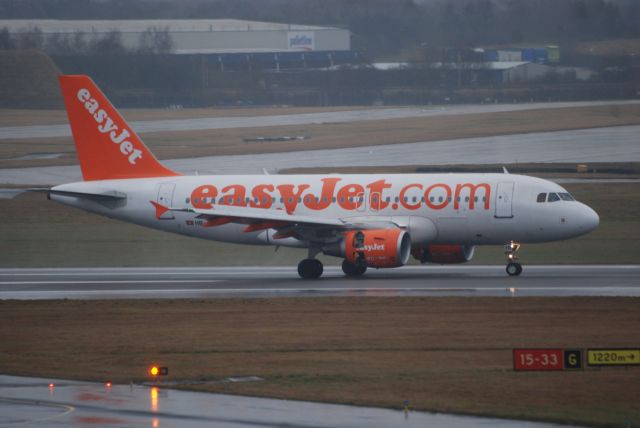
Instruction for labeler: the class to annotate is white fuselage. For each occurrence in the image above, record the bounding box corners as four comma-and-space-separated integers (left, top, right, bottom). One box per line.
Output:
50, 173, 600, 250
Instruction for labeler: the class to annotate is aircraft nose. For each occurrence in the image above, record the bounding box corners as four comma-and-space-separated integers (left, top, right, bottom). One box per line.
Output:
577, 203, 599, 233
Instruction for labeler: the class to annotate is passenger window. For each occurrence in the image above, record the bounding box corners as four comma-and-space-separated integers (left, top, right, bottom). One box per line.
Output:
537, 193, 546, 203
548, 193, 560, 202
559, 193, 574, 201
185, 197, 190, 204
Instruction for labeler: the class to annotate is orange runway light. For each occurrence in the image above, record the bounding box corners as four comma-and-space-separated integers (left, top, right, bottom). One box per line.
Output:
149, 366, 169, 377
105, 381, 112, 388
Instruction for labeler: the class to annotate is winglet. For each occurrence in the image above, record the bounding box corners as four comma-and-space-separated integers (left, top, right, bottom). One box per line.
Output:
59, 75, 180, 181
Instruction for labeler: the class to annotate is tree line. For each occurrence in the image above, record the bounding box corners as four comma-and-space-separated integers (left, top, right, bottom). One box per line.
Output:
0, 25, 172, 55
1, 0, 639, 57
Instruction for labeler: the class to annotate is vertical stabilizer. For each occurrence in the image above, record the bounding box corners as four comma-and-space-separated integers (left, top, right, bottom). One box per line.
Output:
59, 75, 179, 181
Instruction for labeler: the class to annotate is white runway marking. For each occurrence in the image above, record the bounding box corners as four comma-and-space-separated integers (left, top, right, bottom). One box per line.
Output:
0, 280, 223, 285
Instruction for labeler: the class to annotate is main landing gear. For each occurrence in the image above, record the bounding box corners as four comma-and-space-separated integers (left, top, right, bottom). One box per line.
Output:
298, 258, 323, 279
504, 240, 523, 276
298, 246, 323, 279
341, 258, 367, 277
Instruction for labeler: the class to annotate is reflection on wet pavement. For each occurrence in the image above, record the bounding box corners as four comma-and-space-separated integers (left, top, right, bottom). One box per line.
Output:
0, 375, 581, 427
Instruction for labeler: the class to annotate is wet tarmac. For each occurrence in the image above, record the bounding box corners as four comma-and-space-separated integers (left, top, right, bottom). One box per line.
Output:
1, 265, 639, 300
0, 375, 580, 427
1, 100, 637, 140
1, 125, 639, 185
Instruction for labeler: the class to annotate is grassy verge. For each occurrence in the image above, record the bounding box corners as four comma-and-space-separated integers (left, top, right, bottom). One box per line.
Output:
1, 297, 638, 427
0, 182, 638, 267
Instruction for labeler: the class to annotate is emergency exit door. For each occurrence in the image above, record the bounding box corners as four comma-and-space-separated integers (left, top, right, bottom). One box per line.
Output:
156, 183, 176, 220
494, 182, 514, 218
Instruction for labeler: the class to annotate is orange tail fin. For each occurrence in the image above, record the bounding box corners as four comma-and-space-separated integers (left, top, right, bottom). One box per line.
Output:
59, 75, 180, 181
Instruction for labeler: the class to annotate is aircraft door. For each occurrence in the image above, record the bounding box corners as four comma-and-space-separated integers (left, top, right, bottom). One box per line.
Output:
494, 182, 514, 218
157, 183, 176, 220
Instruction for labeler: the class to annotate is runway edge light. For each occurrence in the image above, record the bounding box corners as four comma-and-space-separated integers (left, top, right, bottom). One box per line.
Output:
149, 366, 169, 376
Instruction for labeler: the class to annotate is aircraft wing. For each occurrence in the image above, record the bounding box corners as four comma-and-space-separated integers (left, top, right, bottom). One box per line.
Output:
186, 206, 348, 229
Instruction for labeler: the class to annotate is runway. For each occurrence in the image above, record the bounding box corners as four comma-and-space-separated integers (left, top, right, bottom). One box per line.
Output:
2, 100, 637, 140
0, 375, 573, 428
1, 265, 639, 299
1, 124, 639, 185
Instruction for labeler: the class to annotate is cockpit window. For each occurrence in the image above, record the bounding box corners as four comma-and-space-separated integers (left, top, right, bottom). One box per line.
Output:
548, 192, 560, 202
559, 192, 575, 201
536, 193, 546, 203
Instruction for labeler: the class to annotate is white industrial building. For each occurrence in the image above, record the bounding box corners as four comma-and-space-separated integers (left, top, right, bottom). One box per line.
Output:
0, 19, 351, 54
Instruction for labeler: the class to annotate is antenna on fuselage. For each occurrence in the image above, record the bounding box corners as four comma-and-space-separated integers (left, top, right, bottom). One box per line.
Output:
502, 166, 510, 174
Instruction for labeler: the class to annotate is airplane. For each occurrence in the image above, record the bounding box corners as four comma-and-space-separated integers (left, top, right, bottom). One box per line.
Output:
48, 75, 600, 279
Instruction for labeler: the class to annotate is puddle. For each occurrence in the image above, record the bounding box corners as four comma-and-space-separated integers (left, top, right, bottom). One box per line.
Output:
5, 153, 65, 160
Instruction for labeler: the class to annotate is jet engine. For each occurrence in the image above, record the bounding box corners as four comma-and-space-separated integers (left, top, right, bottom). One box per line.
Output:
324, 229, 412, 268
412, 245, 475, 264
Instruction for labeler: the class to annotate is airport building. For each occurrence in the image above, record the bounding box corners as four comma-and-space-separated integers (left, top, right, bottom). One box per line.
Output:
0, 19, 351, 54
0, 19, 356, 69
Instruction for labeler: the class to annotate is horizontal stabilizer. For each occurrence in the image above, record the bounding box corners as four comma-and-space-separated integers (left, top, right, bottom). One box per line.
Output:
48, 189, 127, 200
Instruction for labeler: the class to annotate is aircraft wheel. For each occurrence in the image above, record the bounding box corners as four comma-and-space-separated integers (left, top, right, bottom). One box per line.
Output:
506, 262, 523, 276
298, 258, 323, 279
342, 259, 367, 276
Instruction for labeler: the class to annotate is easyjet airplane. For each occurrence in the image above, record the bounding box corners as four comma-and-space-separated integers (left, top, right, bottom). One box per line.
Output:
49, 75, 599, 278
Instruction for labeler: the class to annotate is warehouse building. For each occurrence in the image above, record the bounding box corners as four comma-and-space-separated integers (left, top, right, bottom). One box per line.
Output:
0, 19, 356, 69
0, 19, 351, 53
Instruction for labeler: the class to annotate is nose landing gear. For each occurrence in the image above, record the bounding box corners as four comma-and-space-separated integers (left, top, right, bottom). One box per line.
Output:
504, 241, 522, 276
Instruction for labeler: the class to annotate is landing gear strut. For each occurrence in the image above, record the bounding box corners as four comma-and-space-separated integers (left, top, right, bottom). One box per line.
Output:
504, 241, 522, 276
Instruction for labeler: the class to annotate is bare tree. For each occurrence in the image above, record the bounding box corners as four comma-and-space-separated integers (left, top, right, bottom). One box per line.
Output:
0, 27, 14, 49
16, 26, 44, 50
138, 26, 173, 54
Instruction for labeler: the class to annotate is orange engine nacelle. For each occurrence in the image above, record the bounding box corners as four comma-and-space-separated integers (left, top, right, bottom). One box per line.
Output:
412, 245, 475, 264
343, 229, 412, 268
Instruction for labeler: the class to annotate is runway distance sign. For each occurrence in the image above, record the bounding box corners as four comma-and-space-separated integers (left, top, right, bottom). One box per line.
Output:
587, 349, 640, 366
513, 349, 563, 371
